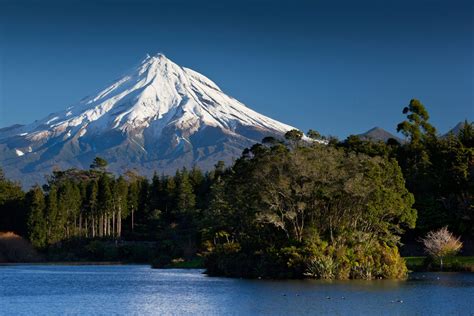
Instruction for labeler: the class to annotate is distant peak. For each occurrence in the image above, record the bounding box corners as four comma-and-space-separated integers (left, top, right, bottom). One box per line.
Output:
142, 53, 168, 63
138, 53, 175, 75
148, 52, 167, 60
358, 126, 401, 142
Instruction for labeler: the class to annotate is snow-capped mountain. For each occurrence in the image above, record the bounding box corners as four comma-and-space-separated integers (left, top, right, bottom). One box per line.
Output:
0, 54, 296, 186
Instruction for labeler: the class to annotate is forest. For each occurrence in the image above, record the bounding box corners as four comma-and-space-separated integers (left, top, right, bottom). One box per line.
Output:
0, 99, 472, 279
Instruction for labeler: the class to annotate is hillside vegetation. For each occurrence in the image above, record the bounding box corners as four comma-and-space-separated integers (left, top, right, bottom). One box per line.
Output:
0, 100, 472, 278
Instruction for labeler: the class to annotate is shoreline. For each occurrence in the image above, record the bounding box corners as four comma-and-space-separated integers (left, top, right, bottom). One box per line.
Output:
404, 256, 474, 273
1, 261, 472, 274
2, 256, 473, 274
0, 261, 135, 266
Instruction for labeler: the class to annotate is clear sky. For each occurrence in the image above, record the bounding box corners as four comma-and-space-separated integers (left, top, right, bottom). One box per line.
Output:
0, 0, 472, 138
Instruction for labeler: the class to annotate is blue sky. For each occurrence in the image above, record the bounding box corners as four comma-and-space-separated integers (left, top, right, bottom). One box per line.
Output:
0, 0, 472, 138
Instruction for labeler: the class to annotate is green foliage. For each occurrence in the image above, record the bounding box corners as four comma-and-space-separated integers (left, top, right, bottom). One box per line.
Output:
405, 256, 474, 272
397, 99, 436, 145
0, 101, 471, 279
26, 186, 47, 248
284, 129, 304, 148
0, 168, 26, 235
341, 101, 473, 241
90, 156, 108, 170
203, 141, 415, 279
394, 103, 473, 237
307, 129, 321, 140
341, 135, 393, 157
458, 120, 474, 147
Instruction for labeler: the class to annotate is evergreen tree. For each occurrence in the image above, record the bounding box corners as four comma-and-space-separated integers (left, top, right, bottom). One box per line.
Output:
127, 179, 140, 233
113, 176, 129, 238
397, 99, 436, 145
98, 174, 113, 237
87, 180, 99, 237
0, 168, 26, 235
176, 168, 196, 214
458, 120, 474, 147
284, 129, 303, 148
149, 172, 162, 215
163, 175, 177, 215
90, 156, 108, 172
307, 129, 321, 140
26, 186, 47, 248
45, 185, 61, 243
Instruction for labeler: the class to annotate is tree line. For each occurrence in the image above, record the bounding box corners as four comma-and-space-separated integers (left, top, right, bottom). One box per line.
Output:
340, 100, 473, 239
0, 99, 472, 278
1, 157, 220, 261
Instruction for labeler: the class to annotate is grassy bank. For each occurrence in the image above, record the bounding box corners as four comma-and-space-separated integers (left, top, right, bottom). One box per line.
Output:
404, 256, 474, 272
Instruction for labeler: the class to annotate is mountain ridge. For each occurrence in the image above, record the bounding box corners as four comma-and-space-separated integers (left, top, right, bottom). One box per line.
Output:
442, 120, 473, 137
358, 126, 402, 143
0, 54, 296, 186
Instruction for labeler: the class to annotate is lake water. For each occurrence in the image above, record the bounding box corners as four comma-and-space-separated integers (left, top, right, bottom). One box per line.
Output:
0, 265, 472, 315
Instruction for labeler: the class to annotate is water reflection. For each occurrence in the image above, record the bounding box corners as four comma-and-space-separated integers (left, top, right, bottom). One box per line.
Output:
0, 266, 472, 315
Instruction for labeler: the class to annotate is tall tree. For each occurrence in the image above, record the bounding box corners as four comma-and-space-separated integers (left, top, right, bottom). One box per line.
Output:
396, 99, 436, 145
176, 168, 196, 214
113, 176, 129, 238
26, 186, 47, 248
90, 156, 108, 172
98, 174, 113, 237
45, 185, 61, 243
0, 168, 26, 235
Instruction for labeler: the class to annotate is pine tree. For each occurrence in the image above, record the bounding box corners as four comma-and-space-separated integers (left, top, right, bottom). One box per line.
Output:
98, 174, 113, 237
284, 129, 304, 148
87, 180, 99, 238
0, 168, 26, 235
176, 169, 196, 214
26, 185, 47, 248
45, 185, 60, 243
127, 179, 140, 233
113, 176, 128, 238
396, 99, 436, 145
90, 156, 108, 172
164, 176, 177, 215
149, 172, 162, 214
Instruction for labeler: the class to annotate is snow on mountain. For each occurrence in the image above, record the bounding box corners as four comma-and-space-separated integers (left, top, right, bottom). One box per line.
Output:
0, 54, 297, 186
17, 54, 293, 140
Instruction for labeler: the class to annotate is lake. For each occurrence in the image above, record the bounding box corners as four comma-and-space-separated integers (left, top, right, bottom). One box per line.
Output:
0, 265, 472, 315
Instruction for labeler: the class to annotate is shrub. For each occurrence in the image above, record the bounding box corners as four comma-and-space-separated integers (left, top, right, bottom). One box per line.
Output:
420, 227, 463, 270
0, 232, 41, 262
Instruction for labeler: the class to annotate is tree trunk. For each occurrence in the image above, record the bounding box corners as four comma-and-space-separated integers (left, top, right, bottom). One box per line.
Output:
112, 211, 115, 238
118, 207, 122, 238
92, 217, 95, 238
79, 213, 82, 237
132, 207, 135, 232
85, 217, 88, 238
99, 214, 103, 237
105, 214, 108, 237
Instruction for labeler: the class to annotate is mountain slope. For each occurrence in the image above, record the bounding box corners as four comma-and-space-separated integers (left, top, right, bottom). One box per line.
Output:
0, 54, 296, 186
358, 127, 402, 143
443, 121, 473, 137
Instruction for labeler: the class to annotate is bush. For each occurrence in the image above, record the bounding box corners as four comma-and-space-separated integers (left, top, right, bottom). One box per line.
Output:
305, 254, 337, 279
0, 232, 41, 262
118, 244, 151, 263
420, 227, 463, 270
